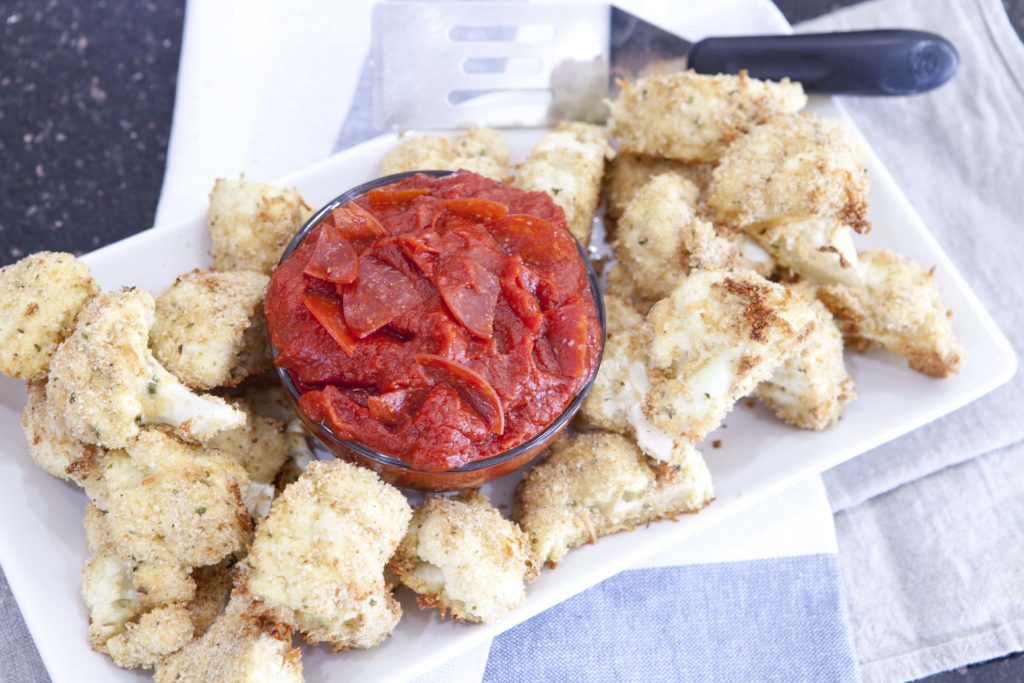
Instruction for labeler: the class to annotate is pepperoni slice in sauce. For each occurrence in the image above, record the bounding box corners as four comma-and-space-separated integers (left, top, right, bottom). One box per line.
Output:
367, 187, 432, 204
303, 224, 359, 284
500, 258, 543, 332
534, 299, 590, 378
435, 253, 500, 340
414, 354, 505, 435
330, 202, 387, 251
343, 255, 430, 338
367, 388, 422, 427
486, 214, 574, 265
444, 197, 508, 220
301, 287, 357, 354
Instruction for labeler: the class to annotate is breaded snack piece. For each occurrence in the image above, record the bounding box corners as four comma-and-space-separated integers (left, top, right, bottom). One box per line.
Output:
380, 128, 510, 181
21, 379, 96, 480
82, 547, 145, 650
133, 561, 197, 609
604, 153, 713, 226
608, 70, 806, 163
103, 429, 251, 567
0, 251, 98, 379
614, 174, 737, 301
0, 252, 97, 382
209, 406, 289, 485
817, 250, 963, 377
186, 560, 236, 637
155, 594, 303, 683
642, 271, 818, 455
512, 122, 611, 246
244, 460, 411, 650
603, 263, 653, 314
208, 178, 313, 275
151, 269, 271, 390
105, 604, 195, 669
709, 114, 869, 286
756, 283, 855, 429
274, 419, 316, 492
46, 288, 246, 449
578, 294, 647, 434
391, 491, 537, 624
514, 431, 714, 566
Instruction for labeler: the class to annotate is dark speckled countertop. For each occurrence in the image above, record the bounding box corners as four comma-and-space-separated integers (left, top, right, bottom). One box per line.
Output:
0, 0, 1022, 681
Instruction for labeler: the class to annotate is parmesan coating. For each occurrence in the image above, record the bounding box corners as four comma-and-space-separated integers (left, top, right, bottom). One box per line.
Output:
756, 283, 855, 429
0, 251, 98, 379
103, 429, 252, 567
614, 174, 737, 301
208, 178, 313, 275
380, 128, 510, 181
608, 70, 806, 163
512, 121, 611, 246
151, 269, 271, 390
209, 404, 289, 484
391, 491, 537, 624
514, 431, 714, 566
46, 287, 247, 449
104, 604, 195, 670
186, 560, 235, 637
643, 271, 818, 452
244, 460, 411, 650
604, 153, 712, 227
817, 249, 963, 377
155, 594, 303, 683
21, 379, 96, 480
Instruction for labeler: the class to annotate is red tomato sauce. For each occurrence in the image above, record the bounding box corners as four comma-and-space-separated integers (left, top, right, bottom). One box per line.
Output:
266, 171, 602, 471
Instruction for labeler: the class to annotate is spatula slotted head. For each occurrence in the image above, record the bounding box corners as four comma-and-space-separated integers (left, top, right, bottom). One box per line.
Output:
372, 2, 610, 130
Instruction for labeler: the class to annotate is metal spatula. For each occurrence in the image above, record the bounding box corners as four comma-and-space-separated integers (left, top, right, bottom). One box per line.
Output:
371, 2, 958, 130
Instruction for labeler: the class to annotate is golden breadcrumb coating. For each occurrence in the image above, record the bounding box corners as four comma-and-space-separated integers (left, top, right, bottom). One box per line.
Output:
608, 70, 806, 163
104, 604, 195, 670
20, 379, 96, 480
0, 251, 98, 379
603, 263, 653, 315
818, 249, 963, 377
133, 561, 197, 609
244, 460, 411, 650
186, 560, 235, 638
514, 431, 714, 566
208, 178, 313, 275
209, 404, 289, 485
380, 128, 510, 181
642, 271, 818, 454
391, 491, 537, 624
512, 121, 611, 246
151, 269, 271, 390
756, 283, 855, 429
614, 174, 737, 301
604, 153, 713, 228
82, 548, 144, 650
103, 429, 252, 567
156, 594, 303, 683
46, 288, 246, 449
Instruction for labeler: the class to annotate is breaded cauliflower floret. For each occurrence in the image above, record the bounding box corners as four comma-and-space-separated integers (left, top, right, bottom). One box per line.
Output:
46, 287, 247, 449
209, 178, 313, 275
155, 594, 303, 683
608, 70, 806, 163
391, 491, 537, 624
103, 429, 251, 567
151, 269, 271, 390
0, 251, 98, 379
756, 283, 855, 429
515, 431, 714, 566
380, 128, 510, 181
512, 122, 611, 246
642, 271, 818, 455
21, 379, 97, 480
209, 405, 289, 485
604, 153, 713, 227
244, 460, 411, 650
82, 549, 144, 650
817, 250, 963, 377
614, 174, 737, 301
186, 559, 236, 637
104, 604, 195, 670
709, 114, 869, 286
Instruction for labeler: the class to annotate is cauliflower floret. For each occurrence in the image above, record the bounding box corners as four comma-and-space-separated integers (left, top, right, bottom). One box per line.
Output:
104, 604, 195, 670
614, 174, 737, 301
817, 249, 963, 377
21, 379, 97, 480
391, 491, 537, 624
151, 269, 271, 390
244, 459, 411, 650
642, 271, 818, 455
603, 153, 713, 228
186, 559, 235, 638
515, 431, 714, 566
608, 70, 806, 163
209, 405, 289, 485
82, 550, 143, 649
155, 594, 303, 683
512, 122, 611, 246
0, 251, 98, 379
380, 128, 510, 181
709, 114, 869, 286
208, 178, 313, 275
103, 429, 252, 567
756, 282, 855, 429
46, 287, 247, 449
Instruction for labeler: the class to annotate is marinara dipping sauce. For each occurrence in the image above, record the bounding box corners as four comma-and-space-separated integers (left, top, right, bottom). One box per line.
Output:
265, 170, 602, 472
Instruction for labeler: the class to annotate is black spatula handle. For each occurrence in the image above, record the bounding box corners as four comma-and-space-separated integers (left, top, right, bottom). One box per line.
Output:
687, 30, 958, 95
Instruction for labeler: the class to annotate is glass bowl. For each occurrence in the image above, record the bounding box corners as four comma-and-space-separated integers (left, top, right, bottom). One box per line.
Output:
272, 170, 606, 491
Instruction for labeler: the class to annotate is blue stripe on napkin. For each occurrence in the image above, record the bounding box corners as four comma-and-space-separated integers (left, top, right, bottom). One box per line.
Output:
484, 556, 858, 683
